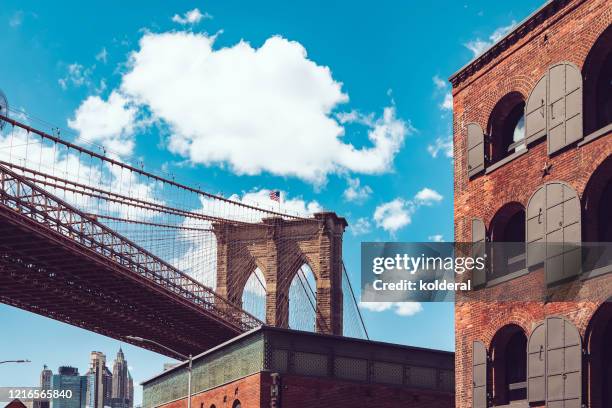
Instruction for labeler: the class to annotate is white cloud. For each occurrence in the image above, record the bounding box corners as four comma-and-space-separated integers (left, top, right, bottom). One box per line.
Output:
118, 32, 409, 185
427, 136, 453, 159
414, 187, 443, 205
428, 234, 445, 242
432, 76, 452, 112
464, 21, 517, 57
373, 188, 443, 234
171, 8, 211, 25
228, 189, 323, 217
68, 91, 138, 157
373, 198, 412, 234
96, 47, 108, 64
9, 11, 23, 28
432, 75, 447, 91
58, 63, 93, 90
350, 217, 371, 236
343, 177, 372, 203
359, 301, 423, 316
441, 92, 453, 111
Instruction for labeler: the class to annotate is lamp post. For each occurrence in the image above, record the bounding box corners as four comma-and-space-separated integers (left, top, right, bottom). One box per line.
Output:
0, 360, 31, 365
125, 336, 192, 408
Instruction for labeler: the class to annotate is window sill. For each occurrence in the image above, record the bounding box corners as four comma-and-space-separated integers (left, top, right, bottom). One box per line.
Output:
485, 148, 529, 175
486, 268, 529, 287
581, 263, 612, 281
492, 400, 528, 408
578, 122, 612, 147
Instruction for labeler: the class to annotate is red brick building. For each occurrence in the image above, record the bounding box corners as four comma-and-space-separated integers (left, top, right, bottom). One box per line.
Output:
141, 327, 454, 408
451, 0, 611, 407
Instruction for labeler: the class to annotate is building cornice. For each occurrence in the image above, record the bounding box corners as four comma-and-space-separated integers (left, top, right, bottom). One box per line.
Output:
449, 0, 573, 87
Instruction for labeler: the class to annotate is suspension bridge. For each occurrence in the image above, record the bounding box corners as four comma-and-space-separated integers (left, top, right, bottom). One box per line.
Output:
0, 109, 367, 358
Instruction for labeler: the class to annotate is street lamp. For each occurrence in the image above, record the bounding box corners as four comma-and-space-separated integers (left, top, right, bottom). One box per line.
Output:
125, 336, 193, 408
0, 360, 31, 365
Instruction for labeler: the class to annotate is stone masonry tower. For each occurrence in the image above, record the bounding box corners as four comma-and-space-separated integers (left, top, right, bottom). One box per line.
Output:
213, 212, 346, 336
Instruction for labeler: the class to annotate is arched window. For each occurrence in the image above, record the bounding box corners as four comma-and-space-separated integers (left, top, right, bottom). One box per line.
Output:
232, 400, 241, 408
582, 154, 612, 272
241, 268, 267, 322
288, 263, 317, 332
583, 24, 612, 135
586, 300, 612, 408
491, 325, 527, 405
489, 203, 526, 281
487, 92, 526, 165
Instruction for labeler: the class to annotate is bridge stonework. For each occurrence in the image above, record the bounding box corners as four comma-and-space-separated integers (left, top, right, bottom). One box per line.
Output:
213, 212, 347, 335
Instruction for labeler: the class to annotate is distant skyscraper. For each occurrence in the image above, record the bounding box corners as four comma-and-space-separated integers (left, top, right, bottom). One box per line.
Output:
50, 367, 87, 408
41, 365, 53, 389
36, 365, 53, 408
110, 349, 132, 408
85, 352, 112, 408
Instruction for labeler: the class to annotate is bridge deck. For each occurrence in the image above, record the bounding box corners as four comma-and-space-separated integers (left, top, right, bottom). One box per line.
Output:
0, 165, 262, 357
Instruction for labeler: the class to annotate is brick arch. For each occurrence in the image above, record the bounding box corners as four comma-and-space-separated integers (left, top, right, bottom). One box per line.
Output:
482, 312, 533, 349
486, 201, 525, 235
213, 212, 346, 335
575, 21, 612, 72
478, 75, 533, 129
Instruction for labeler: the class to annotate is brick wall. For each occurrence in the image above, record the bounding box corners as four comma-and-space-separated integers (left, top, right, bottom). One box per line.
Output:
158, 373, 263, 408
158, 372, 454, 408
452, 0, 611, 407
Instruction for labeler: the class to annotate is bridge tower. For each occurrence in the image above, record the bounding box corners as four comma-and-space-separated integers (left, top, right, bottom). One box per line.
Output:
213, 212, 347, 335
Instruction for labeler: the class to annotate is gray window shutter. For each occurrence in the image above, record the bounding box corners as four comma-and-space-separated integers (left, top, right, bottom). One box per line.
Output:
547, 62, 583, 154
544, 183, 581, 286
527, 323, 546, 403
472, 218, 487, 287
545, 317, 582, 408
527, 182, 581, 284
467, 123, 485, 178
472, 340, 488, 408
526, 186, 546, 268
525, 74, 547, 145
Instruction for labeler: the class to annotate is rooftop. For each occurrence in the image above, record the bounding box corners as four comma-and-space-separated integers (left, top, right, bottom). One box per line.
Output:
449, 0, 572, 86
142, 326, 454, 408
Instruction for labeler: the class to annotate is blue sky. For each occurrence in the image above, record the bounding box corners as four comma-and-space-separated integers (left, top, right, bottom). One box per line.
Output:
0, 0, 543, 404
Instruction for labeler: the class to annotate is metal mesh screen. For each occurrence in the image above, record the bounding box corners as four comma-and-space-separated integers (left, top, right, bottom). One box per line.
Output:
372, 361, 404, 385
408, 366, 437, 389
439, 369, 454, 392
143, 334, 264, 408
143, 368, 188, 408
293, 351, 328, 377
271, 349, 289, 373
334, 356, 368, 381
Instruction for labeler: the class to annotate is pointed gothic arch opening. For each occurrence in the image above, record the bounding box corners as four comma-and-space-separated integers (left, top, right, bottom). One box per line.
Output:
241, 267, 267, 322
288, 263, 317, 332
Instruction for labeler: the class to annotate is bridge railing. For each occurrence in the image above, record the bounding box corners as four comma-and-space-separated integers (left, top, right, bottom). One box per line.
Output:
0, 164, 263, 332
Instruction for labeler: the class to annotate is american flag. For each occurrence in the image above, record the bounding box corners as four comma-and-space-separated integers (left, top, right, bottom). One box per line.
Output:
269, 190, 281, 202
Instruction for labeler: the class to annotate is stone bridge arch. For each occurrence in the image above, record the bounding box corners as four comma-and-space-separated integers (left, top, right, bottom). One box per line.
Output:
213, 212, 346, 335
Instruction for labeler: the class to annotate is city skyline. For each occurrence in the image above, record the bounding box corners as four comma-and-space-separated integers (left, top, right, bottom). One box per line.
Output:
0, 349, 135, 408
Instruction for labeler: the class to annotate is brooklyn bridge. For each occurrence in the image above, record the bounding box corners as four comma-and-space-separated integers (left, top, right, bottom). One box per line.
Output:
0, 111, 368, 358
